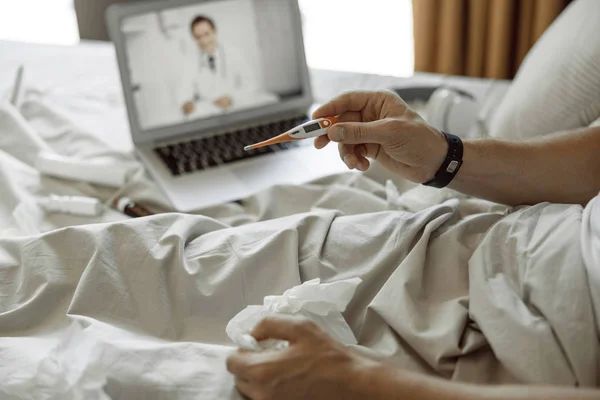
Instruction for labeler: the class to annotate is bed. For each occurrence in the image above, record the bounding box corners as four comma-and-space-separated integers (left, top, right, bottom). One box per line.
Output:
0, 35, 598, 399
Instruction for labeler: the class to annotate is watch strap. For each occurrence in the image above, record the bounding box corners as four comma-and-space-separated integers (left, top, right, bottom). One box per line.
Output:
422, 132, 463, 188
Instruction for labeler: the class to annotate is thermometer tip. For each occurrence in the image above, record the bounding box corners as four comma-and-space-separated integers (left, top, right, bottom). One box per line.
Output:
244, 145, 252, 152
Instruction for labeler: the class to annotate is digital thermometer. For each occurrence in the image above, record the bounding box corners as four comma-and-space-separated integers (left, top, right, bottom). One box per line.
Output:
244, 116, 340, 151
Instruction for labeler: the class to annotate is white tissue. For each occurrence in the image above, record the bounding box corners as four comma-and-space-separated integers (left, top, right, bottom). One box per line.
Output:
237, 334, 290, 352
226, 278, 361, 350
0, 323, 110, 400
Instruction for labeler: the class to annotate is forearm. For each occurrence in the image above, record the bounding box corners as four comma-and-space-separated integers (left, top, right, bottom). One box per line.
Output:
365, 365, 600, 400
448, 127, 600, 206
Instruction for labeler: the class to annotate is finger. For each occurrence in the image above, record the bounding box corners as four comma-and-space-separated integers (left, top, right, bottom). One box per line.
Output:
314, 135, 330, 149
346, 151, 370, 172
314, 112, 361, 150
353, 143, 367, 158
339, 143, 380, 170
350, 142, 380, 160
353, 144, 370, 172
339, 143, 358, 169
235, 377, 260, 400
328, 119, 398, 145
227, 348, 288, 381
356, 157, 371, 172
312, 91, 374, 119
251, 315, 314, 342
226, 352, 253, 381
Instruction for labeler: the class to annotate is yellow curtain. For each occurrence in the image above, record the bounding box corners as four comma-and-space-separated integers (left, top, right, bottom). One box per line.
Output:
413, 0, 571, 79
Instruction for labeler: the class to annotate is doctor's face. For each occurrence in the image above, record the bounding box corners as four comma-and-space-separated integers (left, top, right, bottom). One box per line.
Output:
192, 21, 217, 55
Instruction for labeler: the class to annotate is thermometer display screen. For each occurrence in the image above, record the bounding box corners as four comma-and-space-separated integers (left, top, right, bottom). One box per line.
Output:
303, 123, 321, 133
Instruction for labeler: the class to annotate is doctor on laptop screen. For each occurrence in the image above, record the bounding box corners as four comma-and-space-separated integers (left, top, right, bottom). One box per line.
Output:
121, 0, 302, 131
180, 15, 261, 116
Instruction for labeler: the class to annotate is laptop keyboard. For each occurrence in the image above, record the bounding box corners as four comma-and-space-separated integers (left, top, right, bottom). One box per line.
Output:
154, 116, 308, 176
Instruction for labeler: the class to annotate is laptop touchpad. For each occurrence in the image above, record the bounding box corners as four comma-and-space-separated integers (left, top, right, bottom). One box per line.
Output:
231, 154, 304, 190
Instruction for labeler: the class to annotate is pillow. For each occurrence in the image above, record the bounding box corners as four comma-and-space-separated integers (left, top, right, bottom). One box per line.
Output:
489, 0, 600, 140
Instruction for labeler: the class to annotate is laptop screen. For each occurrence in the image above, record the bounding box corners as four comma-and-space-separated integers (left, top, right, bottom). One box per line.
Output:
120, 0, 305, 131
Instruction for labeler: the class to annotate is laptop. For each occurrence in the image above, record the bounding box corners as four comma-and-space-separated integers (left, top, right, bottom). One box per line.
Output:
106, 0, 348, 212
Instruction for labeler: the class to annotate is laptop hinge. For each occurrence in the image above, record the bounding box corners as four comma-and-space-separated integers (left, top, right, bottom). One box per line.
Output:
148, 109, 308, 148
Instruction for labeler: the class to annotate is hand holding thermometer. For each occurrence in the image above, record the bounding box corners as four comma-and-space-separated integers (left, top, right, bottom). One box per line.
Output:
244, 116, 340, 151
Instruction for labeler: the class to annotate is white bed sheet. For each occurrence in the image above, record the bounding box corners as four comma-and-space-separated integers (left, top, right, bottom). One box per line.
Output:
0, 40, 598, 399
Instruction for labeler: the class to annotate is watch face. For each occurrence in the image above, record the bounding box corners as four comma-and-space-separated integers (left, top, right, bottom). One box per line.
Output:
446, 160, 460, 173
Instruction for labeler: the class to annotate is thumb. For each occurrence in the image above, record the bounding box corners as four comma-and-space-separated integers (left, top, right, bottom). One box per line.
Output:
251, 315, 311, 343
327, 119, 396, 145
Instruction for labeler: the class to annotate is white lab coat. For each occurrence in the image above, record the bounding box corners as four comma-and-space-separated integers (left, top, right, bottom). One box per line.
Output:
177, 44, 261, 114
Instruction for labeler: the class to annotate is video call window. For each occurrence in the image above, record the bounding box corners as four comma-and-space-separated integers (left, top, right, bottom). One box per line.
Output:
121, 0, 304, 131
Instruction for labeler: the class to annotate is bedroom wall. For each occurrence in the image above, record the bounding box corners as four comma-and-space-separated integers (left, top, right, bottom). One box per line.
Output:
74, 0, 133, 41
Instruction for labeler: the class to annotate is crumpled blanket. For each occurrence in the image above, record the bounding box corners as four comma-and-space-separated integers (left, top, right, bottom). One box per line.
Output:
1, 94, 598, 398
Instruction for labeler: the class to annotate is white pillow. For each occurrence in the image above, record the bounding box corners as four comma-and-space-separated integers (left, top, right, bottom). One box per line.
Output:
489, 0, 600, 140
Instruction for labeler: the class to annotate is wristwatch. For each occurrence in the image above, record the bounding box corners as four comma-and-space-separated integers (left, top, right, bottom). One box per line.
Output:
422, 132, 463, 188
